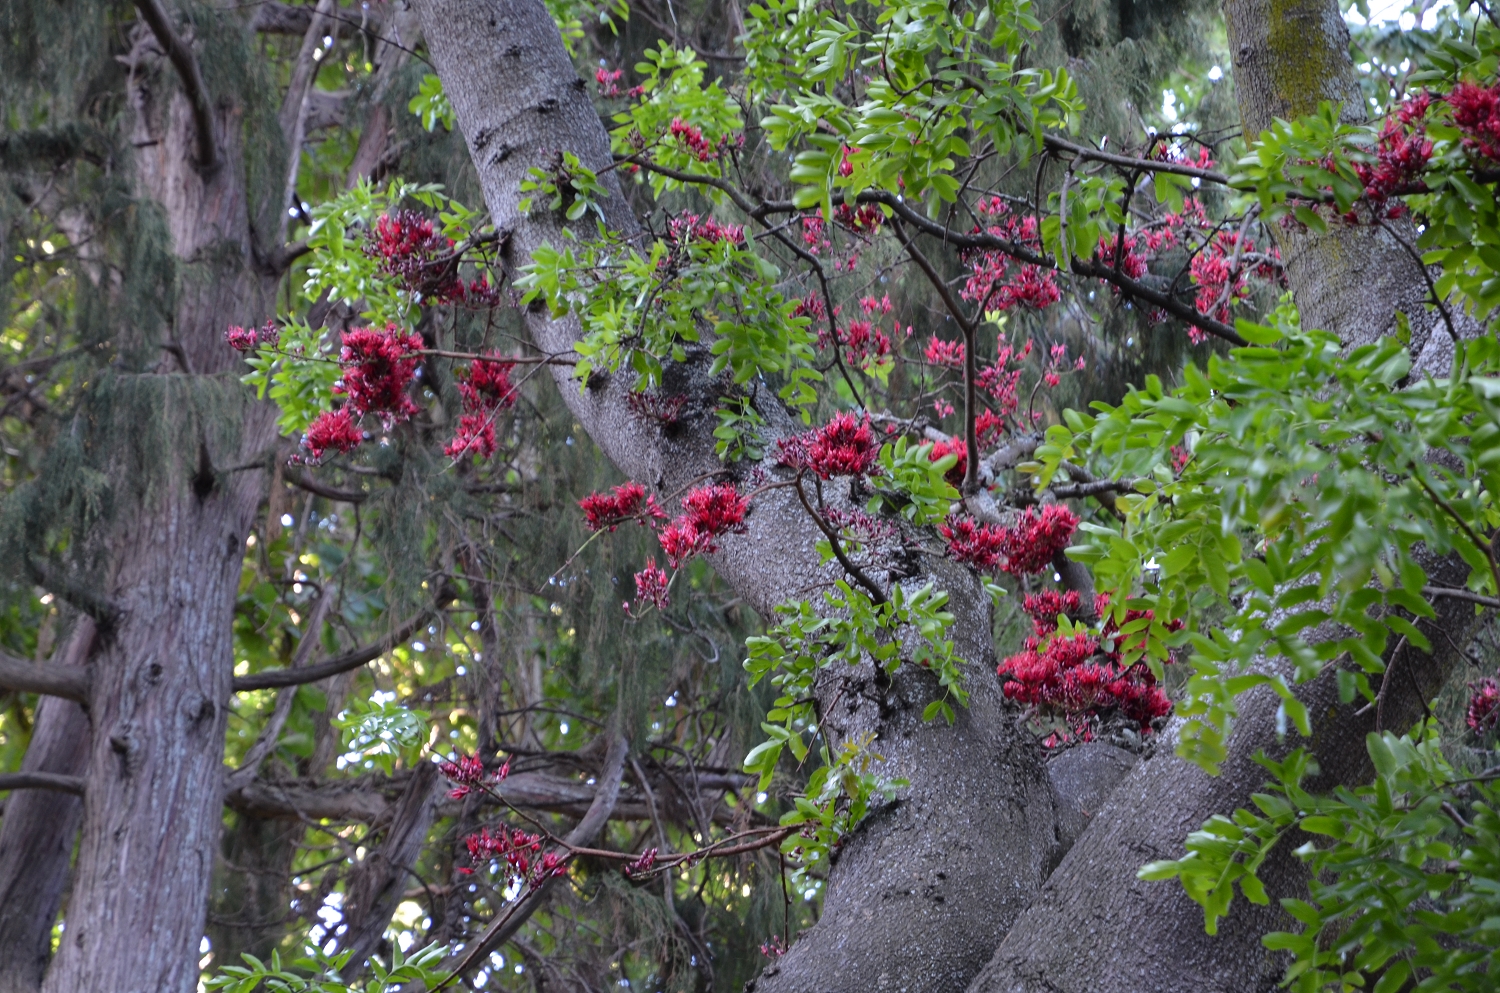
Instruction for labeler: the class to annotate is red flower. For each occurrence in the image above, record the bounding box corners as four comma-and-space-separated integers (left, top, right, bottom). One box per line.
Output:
444, 413, 497, 459
579, 481, 656, 531
668, 213, 745, 246
924, 336, 965, 368
457, 355, 517, 414
1448, 82, 1500, 161
366, 210, 467, 303
959, 198, 1061, 311
439, 753, 489, 799
1354, 92, 1433, 200
625, 390, 687, 424
633, 560, 670, 612
993, 505, 1079, 576
336, 324, 424, 421
669, 118, 714, 161
1468, 676, 1500, 732
303, 408, 364, 461
596, 67, 623, 97
1021, 589, 1083, 636
623, 847, 658, 877
929, 438, 967, 487
225, 325, 257, 351
657, 483, 749, 566
940, 515, 1006, 571
775, 412, 881, 479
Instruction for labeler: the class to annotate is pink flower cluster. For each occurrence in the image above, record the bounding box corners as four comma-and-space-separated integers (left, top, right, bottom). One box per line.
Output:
1095, 233, 1148, 281
439, 752, 510, 800
929, 438, 967, 487
943, 505, 1079, 575
366, 210, 490, 305
596, 67, 623, 97
1448, 81, 1500, 161
633, 560, 670, 612
924, 336, 965, 368
1468, 676, 1499, 732
335, 324, 425, 421
225, 320, 280, 351
960, 198, 1060, 312
775, 412, 881, 479
668, 212, 745, 246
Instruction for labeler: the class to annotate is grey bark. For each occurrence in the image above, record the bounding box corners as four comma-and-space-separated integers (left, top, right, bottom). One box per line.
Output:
411, 3, 1058, 990
0, 619, 96, 993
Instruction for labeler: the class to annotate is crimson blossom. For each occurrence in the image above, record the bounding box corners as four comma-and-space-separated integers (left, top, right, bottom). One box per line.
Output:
775, 412, 881, 479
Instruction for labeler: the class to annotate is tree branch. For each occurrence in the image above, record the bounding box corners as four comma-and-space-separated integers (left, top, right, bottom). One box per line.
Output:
132, 0, 218, 174
284, 467, 369, 504
231, 607, 434, 691
1041, 134, 1232, 186
0, 772, 85, 796
436, 733, 629, 987
0, 651, 91, 703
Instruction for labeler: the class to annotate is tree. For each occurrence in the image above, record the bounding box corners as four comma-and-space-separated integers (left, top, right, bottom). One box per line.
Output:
3, 0, 1500, 991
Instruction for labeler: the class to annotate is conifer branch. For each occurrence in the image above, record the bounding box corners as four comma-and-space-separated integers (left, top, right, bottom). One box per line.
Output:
132, 0, 219, 174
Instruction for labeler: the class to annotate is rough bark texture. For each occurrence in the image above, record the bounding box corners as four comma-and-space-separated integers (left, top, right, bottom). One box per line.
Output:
412, 3, 1057, 989
966, 2, 1480, 989
0, 619, 96, 993
38, 49, 279, 993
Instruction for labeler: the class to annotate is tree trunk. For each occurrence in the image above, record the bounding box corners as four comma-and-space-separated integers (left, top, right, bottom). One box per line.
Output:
411, 3, 1058, 989
0, 619, 96, 993
38, 58, 280, 993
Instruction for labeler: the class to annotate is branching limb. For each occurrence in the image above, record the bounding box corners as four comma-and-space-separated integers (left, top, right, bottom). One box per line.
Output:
232, 603, 441, 691
0, 652, 91, 703
0, 772, 85, 795
131, 0, 218, 174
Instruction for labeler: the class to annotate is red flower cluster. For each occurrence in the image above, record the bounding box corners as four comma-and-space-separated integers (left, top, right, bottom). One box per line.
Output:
941, 515, 1006, 570
225, 320, 279, 352
596, 67, 623, 97
668, 212, 745, 246
366, 210, 479, 304
924, 336, 965, 368
438, 753, 500, 800
1448, 81, 1500, 161
658, 483, 749, 567
800, 214, 832, 254
996, 505, 1079, 576
303, 407, 364, 462
1468, 676, 1500, 732
462, 826, 566, 888
623, 847, 658, 877
1355, 92, 1433, 201
335, 324, 424, 422
625, 389, 687, 424
833, 201, 884, 234
445, 355, 518, 460
1022, 589, 1089, 635
929, 438, 967, 487
997, 630, 1172, 742
1095, 233, 1148, 281
1188, 232, 1257, 344
580, 481, 665, 531
960, 198, 1061, 311
775, 412, 881, 478
835, 319, 893, 369
633, 560, 670, 612
669, 118, 714, 161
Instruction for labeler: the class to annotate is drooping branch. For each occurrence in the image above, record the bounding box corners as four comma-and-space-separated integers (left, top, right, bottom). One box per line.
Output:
131, 0, 219, 174
0, 650, 91, 703
231, 607, 436, 692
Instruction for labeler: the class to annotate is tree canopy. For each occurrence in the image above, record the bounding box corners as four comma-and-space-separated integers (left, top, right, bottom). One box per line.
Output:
2, 0, 1500, 991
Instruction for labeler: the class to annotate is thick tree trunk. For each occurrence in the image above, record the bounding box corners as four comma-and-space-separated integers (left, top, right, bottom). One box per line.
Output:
412, 3, 1057, 989
967, 3, 1481, 989
0, 619, 96, 993
38, 64, 280, 993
